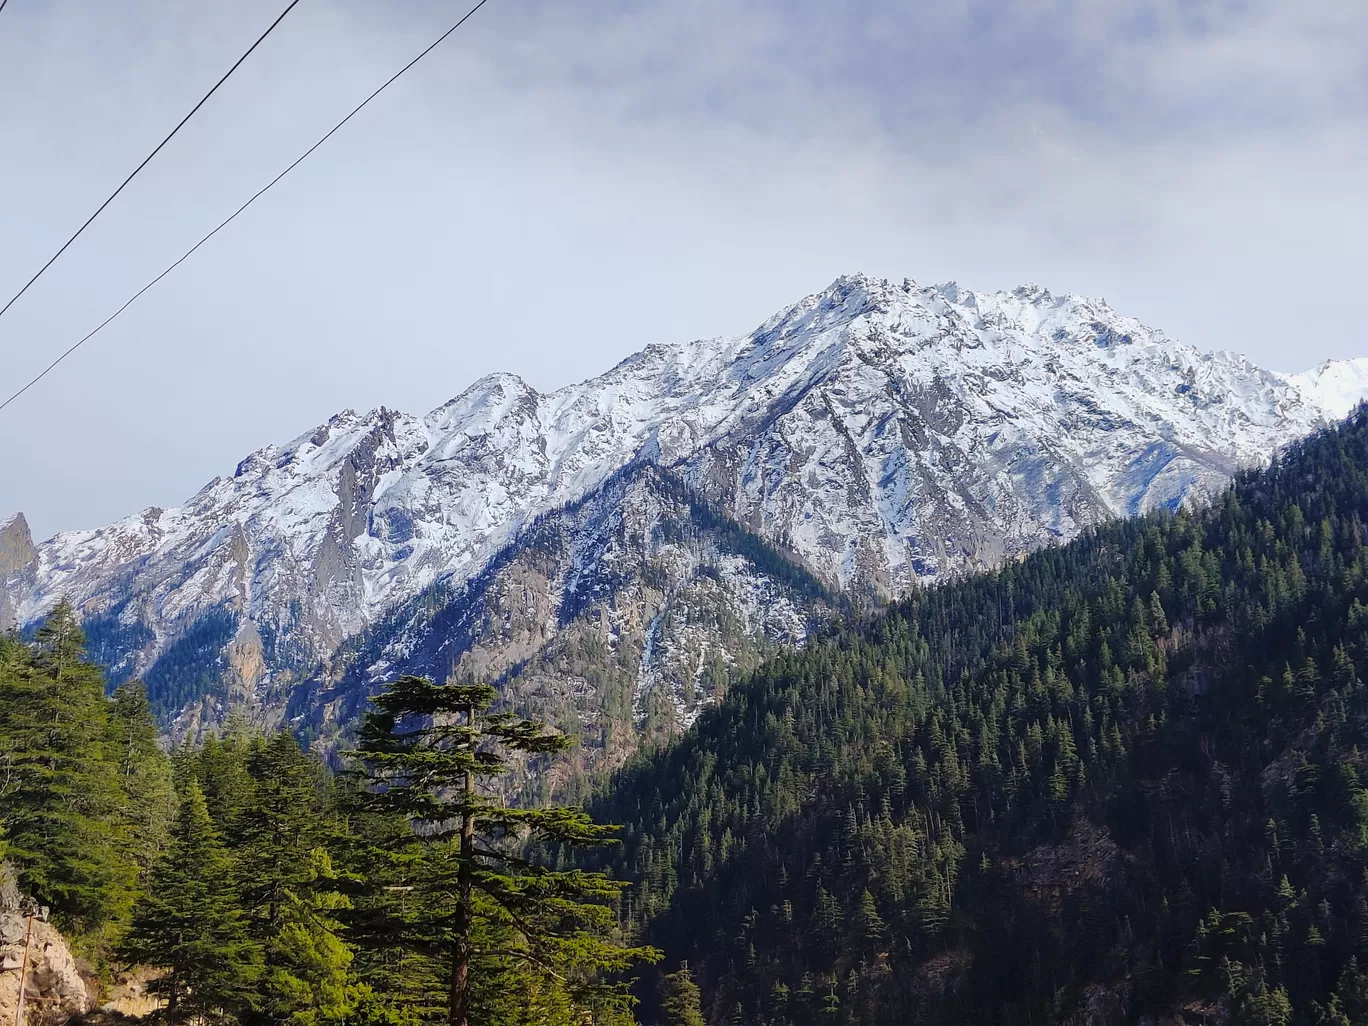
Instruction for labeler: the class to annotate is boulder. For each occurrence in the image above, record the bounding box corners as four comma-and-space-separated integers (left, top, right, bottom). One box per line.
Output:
0, 909, 89, 1025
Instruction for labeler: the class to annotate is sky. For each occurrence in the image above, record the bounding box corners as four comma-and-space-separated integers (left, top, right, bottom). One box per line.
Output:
1, 0, 1365, 540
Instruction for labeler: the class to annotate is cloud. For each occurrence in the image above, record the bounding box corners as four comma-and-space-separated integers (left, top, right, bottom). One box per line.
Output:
0, 0, 1364, 538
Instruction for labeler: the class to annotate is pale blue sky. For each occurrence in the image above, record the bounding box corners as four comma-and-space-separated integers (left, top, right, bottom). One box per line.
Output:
1, 0, 1365, 538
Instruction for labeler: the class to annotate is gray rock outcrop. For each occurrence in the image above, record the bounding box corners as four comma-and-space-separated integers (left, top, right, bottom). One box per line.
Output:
0, 866, 89, 1026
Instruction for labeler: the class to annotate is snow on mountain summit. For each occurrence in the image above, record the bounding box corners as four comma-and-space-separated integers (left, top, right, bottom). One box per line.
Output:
3, 272, 1365, 728
1285, 358, 1368, 420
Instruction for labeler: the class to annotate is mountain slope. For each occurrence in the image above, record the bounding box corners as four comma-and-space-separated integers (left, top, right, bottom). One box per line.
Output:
2, 274, 1363, 740
596, 409, 1368, 1025
289, 465, 839, 781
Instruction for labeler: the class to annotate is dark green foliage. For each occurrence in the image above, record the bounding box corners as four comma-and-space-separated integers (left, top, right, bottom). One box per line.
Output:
122, 779, 263, 1017
168, 728, 363, 1026
232, 733, 334, 931
143, 605, 239, 719
236, 733, 358, 1026
181, 719, 257, 827
0, 602, 141, 931
3, 611, 649, 1023
108, 681, 178, 870
660, 967, 707, 1026
348, 675, 659, 1026
598, 407, 1368, 1024
81, 603, 155, 690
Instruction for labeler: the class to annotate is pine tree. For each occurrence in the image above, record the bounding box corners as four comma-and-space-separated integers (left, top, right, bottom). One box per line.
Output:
33, 599, 86, 682
0, 602, 136, 928
856, 889, 886, 957
123, 779, 262, 1018
235, 735, 329, 927
188, 720, 257, 828
349, 675, 658, 1026
259, 875, 356, 1026
238, 733, 357, 1026
811, 884, 841, 936
108, 681, 178, 871
1148, 591, 1169, 637
660, 966, 706, 1026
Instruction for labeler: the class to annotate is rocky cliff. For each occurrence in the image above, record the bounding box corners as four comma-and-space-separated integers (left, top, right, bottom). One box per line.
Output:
0, 515, 36, 632
0, 867, 89, 1026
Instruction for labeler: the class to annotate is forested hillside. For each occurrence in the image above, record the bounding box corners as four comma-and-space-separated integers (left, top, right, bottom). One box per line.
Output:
0, 613, 653, 1026
598, 406, 1368, 1025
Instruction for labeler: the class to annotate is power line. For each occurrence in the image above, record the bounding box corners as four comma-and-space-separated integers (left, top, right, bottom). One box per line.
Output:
0, 0, 494, 415
0, 0, 302, 325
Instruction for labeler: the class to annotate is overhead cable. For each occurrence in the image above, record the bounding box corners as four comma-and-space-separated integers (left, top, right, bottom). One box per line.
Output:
0, 0, 493, 413
0, 0, 303, 325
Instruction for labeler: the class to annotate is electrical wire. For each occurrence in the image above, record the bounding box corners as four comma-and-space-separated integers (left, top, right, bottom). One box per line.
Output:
0, 0, 493, 414
0, 0, 302, 325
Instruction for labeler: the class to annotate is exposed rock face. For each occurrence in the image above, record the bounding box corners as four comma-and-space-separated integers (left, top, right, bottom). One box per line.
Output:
0, 514, 37, 630
0, 515, 36, 577
1009, 816, 1121, 920
3, 273, 1367, 744
0, 898, 89, 1026
0, 865, 17, 913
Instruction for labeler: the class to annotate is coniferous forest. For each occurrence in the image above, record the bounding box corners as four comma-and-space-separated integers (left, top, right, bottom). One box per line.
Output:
599, 407, 1368, 1024
8, 409, 1368, 1025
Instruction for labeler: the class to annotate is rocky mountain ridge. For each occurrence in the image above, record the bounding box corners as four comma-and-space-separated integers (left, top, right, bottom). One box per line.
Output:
3, 273, 1365, 750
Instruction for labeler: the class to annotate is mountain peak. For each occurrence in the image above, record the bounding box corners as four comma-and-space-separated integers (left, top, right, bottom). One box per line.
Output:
5, 272, 1365, 736
1285, 357, 1368, 420
426, 372, 537, 431
1011, 282, 1052, 300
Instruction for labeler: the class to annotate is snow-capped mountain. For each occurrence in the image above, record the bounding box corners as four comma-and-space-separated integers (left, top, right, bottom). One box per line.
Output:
3, 273, 1363, 746
1286, 358, 1368, 420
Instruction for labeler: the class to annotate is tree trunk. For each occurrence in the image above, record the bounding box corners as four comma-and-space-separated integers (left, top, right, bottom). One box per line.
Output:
449, 702, 477, 1026
449, 939, 469, 1026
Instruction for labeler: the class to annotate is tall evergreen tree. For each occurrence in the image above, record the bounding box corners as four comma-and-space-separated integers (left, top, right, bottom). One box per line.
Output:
855, 889, 885, 959
0, 602, 135, 929
660, 967, 707, 1026
349, 675, 658, 1026
123, 779, 263, 1018
238, 733, 357, 1026
184, 718, 257, 828
108, 681, 178, 871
